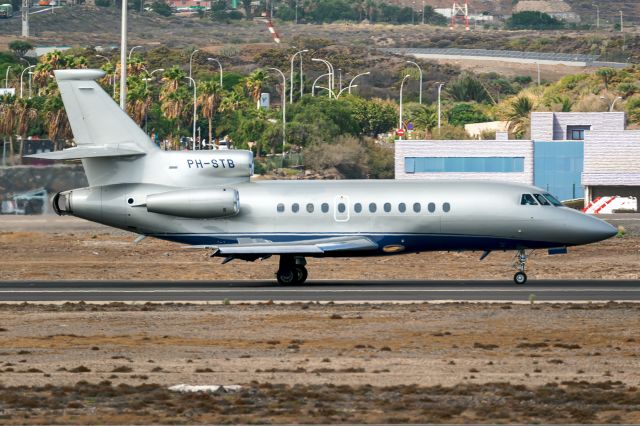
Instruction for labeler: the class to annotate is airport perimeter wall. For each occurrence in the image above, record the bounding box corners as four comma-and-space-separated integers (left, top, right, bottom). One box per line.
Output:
0, 165, 87, 200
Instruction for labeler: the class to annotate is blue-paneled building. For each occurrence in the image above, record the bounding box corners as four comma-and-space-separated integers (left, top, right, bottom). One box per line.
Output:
395, 112, 639, 206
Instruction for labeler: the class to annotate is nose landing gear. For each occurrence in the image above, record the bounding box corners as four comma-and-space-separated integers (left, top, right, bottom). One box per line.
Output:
513, 249, 528, 284
276, 255, 308, 285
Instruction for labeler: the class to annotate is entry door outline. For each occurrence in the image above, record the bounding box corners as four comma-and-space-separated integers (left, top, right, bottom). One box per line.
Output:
334, 195, 350, 222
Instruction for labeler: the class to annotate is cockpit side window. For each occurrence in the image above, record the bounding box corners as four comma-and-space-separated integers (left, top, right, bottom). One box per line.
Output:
521, 194, 538, 206
543, 193, 563, 207
533, 194, 551, 206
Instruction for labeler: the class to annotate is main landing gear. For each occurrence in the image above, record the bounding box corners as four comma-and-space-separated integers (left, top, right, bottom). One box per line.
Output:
513, 249, 528, 284
276, 255, 308, 285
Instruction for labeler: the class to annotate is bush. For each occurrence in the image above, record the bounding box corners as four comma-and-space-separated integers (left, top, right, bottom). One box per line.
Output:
304, 136, 369, 178
506, 11, 565, 30
447, 103, 490, 126
150, 0, 172, 16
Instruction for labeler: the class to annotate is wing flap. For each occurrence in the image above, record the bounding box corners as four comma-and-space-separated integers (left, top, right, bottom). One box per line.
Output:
187, 236, 378, 255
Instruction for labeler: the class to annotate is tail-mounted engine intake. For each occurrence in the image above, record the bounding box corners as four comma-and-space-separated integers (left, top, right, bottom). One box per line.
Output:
145, 188, 239, 219
52, 191, 72, 216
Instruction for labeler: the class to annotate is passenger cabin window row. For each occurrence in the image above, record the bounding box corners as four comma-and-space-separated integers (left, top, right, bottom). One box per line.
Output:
276, 202, 452, 214
520, 193, 563, 207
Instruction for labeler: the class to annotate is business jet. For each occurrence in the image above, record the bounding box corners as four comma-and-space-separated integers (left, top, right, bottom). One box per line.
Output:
30, 70, 617, 285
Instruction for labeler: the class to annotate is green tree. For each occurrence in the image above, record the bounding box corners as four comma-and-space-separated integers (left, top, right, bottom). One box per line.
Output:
197, 80, 224, 146
405, 103, 437, 132
506, 95, 535, 138
595, 68, 616, 90
447, 103, 490, 127
446, 75, 492, 104
9, 40, 33, 59
506, 11, 565, 30
151, 0, 172, 16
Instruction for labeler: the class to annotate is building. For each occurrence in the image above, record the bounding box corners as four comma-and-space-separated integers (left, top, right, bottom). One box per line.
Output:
395, 112, 639, 207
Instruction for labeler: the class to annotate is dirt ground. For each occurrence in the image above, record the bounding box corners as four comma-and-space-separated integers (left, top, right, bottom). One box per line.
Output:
0, 215, 638, 281
0, 302, 639, 423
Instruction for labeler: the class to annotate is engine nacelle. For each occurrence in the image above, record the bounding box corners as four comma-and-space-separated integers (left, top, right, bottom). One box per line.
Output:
145, 188, 239, 218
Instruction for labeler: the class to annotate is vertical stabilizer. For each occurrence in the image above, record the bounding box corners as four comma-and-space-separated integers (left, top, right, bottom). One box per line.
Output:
54, 69, 157, 153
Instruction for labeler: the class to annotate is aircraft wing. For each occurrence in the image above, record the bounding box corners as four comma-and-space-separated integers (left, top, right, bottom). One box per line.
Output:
189, 236, 379, 255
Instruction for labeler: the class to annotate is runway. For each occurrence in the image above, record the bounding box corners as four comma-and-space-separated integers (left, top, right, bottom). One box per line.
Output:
0, 280, 639, 302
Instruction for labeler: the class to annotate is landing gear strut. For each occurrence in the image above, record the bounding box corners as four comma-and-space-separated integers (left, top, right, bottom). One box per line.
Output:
276, 256, 308, 285
513, 249, 528, 284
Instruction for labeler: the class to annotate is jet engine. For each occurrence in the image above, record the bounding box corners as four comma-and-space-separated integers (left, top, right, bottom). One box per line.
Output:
145, 188, 239, 218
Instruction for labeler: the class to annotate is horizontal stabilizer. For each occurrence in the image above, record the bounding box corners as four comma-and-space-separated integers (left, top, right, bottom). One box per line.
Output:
25, 144, 146, 160
186, 236, 378, 255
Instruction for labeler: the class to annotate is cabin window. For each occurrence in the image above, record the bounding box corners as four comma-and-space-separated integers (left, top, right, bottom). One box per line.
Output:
338, 203, 346, 213
277, 203, 285, 213
443, 202, 451, 213
384, 202, 391, 213
354, 203, 362, 213
533, 194, 550, 206
521, 194, 538, 205
428, 202, 436, 213
398, 203, 406, 213
321, 203, 329, 213
306, 203, 314, 213
369, 203, 377, 213
292, 203, 300, 213
413, 202, 421, 213
543, 193, 563, 207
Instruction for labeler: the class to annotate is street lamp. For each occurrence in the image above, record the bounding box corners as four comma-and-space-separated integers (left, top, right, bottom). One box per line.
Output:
601, 95, 622, 112
4, 66, 10, 88
144, 68, 164, 89
406, 60, 423, 104
436, 82, 445, 129
28, 71, 33, 98
592, 4, 599, 29
207, 58, 223, 86
348, 71, 370, 94
290, 49, 308, 103
96, 54, 117, 98
19, 65, 35, 98
128, 45, 142, 60
398, 75, 410, 140
184, 76, 197, 150
268, 67, 287, 167
189, 49, 199, 87
619, 10, 623, 32
312, 73, 334, 97
337, 85, 356, 98
311, 58, 334, 98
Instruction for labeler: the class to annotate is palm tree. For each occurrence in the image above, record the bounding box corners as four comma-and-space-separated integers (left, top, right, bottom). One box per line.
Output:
126, 76, 152, 126
0, 95, 17, 161
244, 69, 267, 108
506, 95, 535, 139
160, 67, 188, 148
43, 94, 72, 150
13, 98, 38, 158
197, 80, 224, 147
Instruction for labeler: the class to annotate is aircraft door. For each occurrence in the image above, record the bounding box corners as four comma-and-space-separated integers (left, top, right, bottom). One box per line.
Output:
334, 195, 350, 222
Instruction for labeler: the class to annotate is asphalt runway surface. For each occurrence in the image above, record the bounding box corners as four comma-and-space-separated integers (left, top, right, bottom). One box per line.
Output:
0, 280, 639, 302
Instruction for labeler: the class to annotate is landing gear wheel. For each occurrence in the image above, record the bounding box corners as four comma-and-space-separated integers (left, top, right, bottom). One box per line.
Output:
295, 266, 308, 285
276, 267, 297, 285
514, 271, 527, 285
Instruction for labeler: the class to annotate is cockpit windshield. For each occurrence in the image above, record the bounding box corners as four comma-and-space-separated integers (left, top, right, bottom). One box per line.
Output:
520, 194, 538, 205
533, 194, 551, 205
543, 193, 563, 207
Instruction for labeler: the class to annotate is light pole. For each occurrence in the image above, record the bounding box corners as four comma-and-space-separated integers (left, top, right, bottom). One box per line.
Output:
421, 0, 425, 24
592, 4, 599, 29
128, 45, 142, 60
436, 82, 445, 129
19, 65, 35, 98
312, 58, 334, 98
96, 54, 117, 98
338, 68, 342, 90
189, 49, 199, 87
536, 62, 540, 86
398, 74, 410, 140
619, 10, 623, 32
348, 71, 369, 94
28, 71, 33, 98
184, 76, 197, 150
601, 95, 622, 112
289, 49, 308, 103
119, 0, 128, 110
406, 60, 423, 104
268, 67, 286, 167
4, 66, 10, 88
337, 85, 356, 98
145, 68, 164, 90
207, 58, 223, 86
312, 73, 332, 96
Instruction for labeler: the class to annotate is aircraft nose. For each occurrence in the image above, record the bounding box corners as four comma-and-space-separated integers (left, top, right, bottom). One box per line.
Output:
580, 215, 618, 243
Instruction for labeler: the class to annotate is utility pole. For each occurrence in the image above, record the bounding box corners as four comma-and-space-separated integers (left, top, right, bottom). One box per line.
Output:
436, 82, 445, 129
21, 0, 29, 38
119, 0, 128, 110
592, 4, 599, 30
620, 10, 623, 32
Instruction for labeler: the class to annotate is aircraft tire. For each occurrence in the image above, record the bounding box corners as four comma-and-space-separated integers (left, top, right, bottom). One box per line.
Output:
295, 266, 308, 285
514, 272, 527, 285
276, 267, 297, 285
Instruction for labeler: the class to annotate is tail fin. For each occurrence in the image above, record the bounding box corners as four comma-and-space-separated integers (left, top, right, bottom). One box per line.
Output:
53, 69, 156, 153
